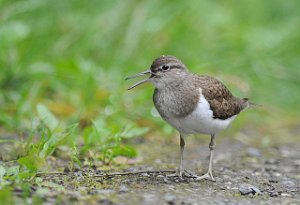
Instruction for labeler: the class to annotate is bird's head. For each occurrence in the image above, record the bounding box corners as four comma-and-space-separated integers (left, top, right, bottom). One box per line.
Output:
126, 55, 188, 90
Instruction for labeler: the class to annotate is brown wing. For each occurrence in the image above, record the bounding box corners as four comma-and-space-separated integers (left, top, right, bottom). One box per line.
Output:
193, 75, 248, 120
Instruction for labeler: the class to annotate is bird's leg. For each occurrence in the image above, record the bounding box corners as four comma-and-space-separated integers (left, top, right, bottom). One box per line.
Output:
167, 134, 185, 178
179, 134, 185, 178
195, 134, 216, 181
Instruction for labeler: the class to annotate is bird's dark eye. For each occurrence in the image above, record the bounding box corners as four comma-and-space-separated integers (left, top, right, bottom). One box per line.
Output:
162, 65, 170, 71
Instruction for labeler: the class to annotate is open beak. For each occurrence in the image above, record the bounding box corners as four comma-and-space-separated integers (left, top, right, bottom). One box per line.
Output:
125, 70, 153, 90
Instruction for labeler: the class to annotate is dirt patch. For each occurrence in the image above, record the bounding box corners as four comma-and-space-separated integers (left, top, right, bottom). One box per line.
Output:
14, 138, 299, 205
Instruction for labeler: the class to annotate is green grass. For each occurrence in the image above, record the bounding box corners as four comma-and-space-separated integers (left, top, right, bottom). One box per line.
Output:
0, 0, 300, 202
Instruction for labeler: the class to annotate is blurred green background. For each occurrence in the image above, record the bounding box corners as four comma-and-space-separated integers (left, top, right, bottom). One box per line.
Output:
1, 0, 300, 152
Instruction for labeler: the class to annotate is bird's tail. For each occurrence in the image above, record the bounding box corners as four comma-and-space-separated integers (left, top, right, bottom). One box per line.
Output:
242, 98, 261, 109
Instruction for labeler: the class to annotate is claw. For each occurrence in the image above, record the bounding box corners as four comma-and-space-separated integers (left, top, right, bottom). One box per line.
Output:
166, 169, 193, 179
166, 171, 181, 178
194, 172, 215, 181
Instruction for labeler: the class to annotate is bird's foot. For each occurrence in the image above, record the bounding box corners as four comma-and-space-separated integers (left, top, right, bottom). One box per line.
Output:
166, 170, 185, 179
166, 169, 215, 181
166, 172, 180, 178
179, 170, 215, 181
194, 171, 215, 181
167, 169, 200, 179
181, 169, 198, 178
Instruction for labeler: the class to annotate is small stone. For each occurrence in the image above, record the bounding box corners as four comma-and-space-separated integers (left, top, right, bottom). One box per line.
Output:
273, 172, 281, 177
222, 175, 231, 180
180, 199, 193, 205
214, 177, 223, 183
293, 159, 300, 166
247, 147, 261, 157
95, 169, 104, 175
143, 193, 158, 203
265, 159, 279, 165
239, 183, 261, 195
156, 174, 164, 178
98, 198, 114, 205
119, 185, 129, 193
219, 186, 227, 190
224, 181, 232, 187
230, 187, 239, 191
281, 193, 292, 197
164, 194, 176, 205
270, 192, 279, 197
96, 189, 115, 195
63, 167, 70, 173
141, 173, 150, 177
163, 178, 171, 183
283, 180, 296, 188
269, 179, 278, 183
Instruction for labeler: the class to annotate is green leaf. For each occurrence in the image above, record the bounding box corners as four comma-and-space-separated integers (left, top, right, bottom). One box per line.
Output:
111, 145, 137, 158
37, 104, 59, 131
17, 172, 35, 180
0, 139, 15, 143
6, 166, 19, 176
120, 126, 149, 139
18, 155, 45, 172
0, 165, 6, 180
0, 187, 14, 205
39, 133, 68, 158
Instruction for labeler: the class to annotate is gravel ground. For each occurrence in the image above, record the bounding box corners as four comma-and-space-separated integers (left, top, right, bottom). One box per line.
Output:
18, 137, 299, 205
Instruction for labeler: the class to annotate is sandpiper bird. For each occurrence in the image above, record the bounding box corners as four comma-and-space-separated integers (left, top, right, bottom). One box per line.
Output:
125, 55, 250, 181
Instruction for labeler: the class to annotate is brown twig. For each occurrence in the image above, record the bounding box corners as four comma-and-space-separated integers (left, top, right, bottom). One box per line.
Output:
95, 169, 176, 177
36, 172, 66, 177
36, 169, 176, 178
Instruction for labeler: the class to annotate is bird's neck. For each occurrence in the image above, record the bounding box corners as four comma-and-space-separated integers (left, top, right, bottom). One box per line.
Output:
154, 73, 190, 91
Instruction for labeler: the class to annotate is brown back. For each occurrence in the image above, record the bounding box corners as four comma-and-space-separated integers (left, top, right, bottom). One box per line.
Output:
193, 75, 249, 120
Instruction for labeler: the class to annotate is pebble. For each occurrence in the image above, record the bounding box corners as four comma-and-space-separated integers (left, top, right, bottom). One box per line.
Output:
163, 178, 172, 183
222, 175, 231, 180
98, 198, 115, 205
119, 185, 129, 193
239, 183, 261, 195
141, 173, 150, 177
63, 167, 70, 173
143, 193, 158, 203
247, 147, 261, 157
272, 172, 282, 177
270, 192, 279, 197
95, 189, 115, 195
281, 193, 292, 197
269, 179, 278, 183
282, 180, 296, 188
214, 177, 223, 183
265, 159, 279, 165
164, 193, 176, 205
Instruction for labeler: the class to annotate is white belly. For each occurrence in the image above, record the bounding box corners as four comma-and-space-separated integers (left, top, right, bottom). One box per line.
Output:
165, 92, 236, 135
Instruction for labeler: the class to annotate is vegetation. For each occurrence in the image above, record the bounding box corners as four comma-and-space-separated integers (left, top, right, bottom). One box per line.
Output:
0, 0, 299, 203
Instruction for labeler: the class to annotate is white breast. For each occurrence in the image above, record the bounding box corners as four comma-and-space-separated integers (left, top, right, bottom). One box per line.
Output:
164, 88, 236, 135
